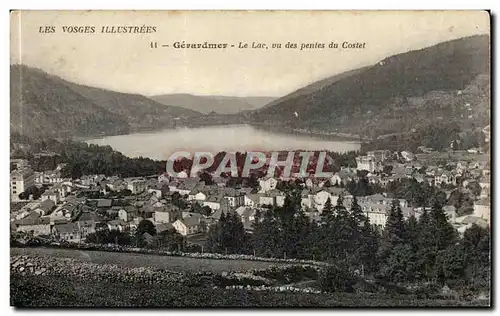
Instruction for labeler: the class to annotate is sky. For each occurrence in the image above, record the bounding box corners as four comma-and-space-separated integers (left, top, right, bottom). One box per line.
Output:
10, 10, 490, 97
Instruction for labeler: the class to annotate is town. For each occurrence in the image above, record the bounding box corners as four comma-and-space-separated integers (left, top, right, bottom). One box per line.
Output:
10, 128, 490, 246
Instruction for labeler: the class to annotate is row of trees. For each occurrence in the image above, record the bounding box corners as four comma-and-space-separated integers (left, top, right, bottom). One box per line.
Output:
86, 220, 186, 251
205, 191, 490, 290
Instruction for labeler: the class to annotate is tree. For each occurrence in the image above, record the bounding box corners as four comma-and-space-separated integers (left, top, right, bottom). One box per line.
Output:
383, 165, 394, 175
206, 212, 247, 254
321, 197, 334, 223
357, 216, 380, 274
199, 171, 214, 185
378, 199, 409, 281
355, 177, 372, 196
136, 219, 156, 237
318, 262, 357, 293
154, 228, 184, 251
461, 224, 491, 289
415, 207, 436, 281
382, 243, 417, 283
18, 185, 46, 200
381, 200, 405, 248
251, 209, 281, 258
349, 196, 365, 227
430, 200, 458, 251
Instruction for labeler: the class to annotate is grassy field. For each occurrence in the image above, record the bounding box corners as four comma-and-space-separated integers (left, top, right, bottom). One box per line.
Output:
10, 247, 289, 273
11, 275, 490, 308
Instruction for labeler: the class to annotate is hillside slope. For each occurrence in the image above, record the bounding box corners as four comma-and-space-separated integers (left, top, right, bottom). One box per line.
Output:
252, 35, 490, 138
10, 65, 202, 138
150, 94, 275, 114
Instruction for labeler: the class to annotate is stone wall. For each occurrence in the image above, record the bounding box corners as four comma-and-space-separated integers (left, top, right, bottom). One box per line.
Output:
10, 255, 184, 285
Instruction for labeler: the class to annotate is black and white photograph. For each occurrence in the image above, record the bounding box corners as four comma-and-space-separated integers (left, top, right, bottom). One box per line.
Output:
9, 10, 491, 307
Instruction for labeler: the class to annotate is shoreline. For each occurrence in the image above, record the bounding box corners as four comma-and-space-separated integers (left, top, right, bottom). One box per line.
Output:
75, 122, 369, 144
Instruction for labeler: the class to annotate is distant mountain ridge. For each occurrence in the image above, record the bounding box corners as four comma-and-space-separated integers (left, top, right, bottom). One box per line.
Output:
10, 65, 202, 138
252, 35, 490, 138
150, 94, 275, 114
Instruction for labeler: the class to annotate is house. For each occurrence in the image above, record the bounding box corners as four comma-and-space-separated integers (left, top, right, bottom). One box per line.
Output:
95, 199, 113, 210
52, 222, 83, 242
33, 199, 55, 216
147, 183, 163, 198
400, 151, 415, 162
312, 187, 348, 211
244, 194, 261, 207
258, 178, 278, 193
267, 189, 286, 207
235, 206, 261, 232
343, 194, 412, 228
213, 176, 229, 187
107, 220, 129, 232
35, 170, 64, 184
367, 150, 391, 162
356, 194, 409, 208
10, 168, 35, 201
74, 212, 105, 236
41, 190, 60, 204
454, 215, 489, 235
203, 193, 224, 210
108, 178, 126, 191
118, 206, 138, 222
154, 205, 180, 224
158, 173, 169, 184
301, 189, 313, 210
259, 195, 275, 206
434, 171, 455, 186
176, 178, 201, 195
156, 222, 175, 233
49, 202, 79, 224
473, 198, 490, 223
172, 217, 200, 236
479, 175, 490, 192
356, 155, 383, 173
11, 159, 29, 170
15, 217, 51, 236
127, 178, 147, 194
188, 184, 209, 201
223, 188, 245, 207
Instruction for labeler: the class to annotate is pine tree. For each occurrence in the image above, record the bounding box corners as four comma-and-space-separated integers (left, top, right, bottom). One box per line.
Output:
251, 208, 281, 258
378, 199, 408, 282
381, 199, 405, 248
358, 216, 380, 274
321, 197, 334, 223
415, 207, 436, 281
430, 200, 458, 251
349, 196, 365, 227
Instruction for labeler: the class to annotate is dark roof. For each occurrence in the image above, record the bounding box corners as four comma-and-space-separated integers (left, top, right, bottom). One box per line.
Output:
76, 212, 105, 222
181, 217, 200, 227
156, 223, 174, 233
53, 222, 78, 234
15, 217, 50, 226
96, 199, 113, 208
37, 199, 55, 212
121, 205, 138, 213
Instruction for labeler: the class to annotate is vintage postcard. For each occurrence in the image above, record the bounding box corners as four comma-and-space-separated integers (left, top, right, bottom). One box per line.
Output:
10, 10, 491, 307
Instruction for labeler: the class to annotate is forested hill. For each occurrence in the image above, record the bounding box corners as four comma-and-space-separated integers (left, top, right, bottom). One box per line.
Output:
10, 65, 203, 138
251, 35, 490, 139
150, 94, 275, 115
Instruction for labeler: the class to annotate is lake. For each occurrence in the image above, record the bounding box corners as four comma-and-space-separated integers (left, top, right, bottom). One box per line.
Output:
86, 125, 361, 160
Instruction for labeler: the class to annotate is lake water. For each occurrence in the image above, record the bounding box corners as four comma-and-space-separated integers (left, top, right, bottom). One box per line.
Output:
86, 125, 361, 160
